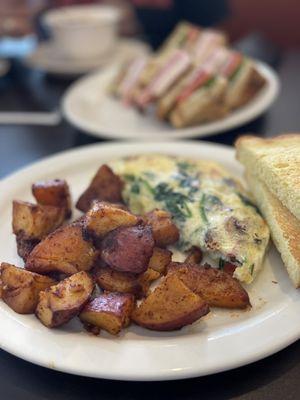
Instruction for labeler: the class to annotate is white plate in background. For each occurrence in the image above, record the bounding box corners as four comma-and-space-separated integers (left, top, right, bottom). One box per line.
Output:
0, 141, 299, 381
62, 61, 279, 140
25, 39, 150, 76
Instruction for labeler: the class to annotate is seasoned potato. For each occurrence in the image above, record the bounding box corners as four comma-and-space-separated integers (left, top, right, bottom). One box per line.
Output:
76, 165, 124, 212
132, 273, 209, 331
168, 263, 250, 309
145, 209, 179, 247
101, 224, 154, 273
1, 262, 56, 314
26, 221, 98, 275
32, 179, 72, 219
36, 271, 94, 328
95, 264, 160, 298
13, 200, 65, 240
185, 247, 203, 265
137, 268, 161, 294
79, 292, 134, 335
83, 201, 138, 241
148, 247, 172, 275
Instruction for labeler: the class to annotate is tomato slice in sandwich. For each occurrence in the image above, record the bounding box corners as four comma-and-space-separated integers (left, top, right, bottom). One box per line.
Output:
176, 68, 212, 104
220, 52, 243, 79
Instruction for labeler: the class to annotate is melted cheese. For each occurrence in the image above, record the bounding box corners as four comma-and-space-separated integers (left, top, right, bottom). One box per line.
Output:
110, 155, 270, 284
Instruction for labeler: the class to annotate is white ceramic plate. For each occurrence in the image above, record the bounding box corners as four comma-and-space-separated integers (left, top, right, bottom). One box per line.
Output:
62, 61, 279, 140
0, 141, 299, 381
25, 39, 150, 76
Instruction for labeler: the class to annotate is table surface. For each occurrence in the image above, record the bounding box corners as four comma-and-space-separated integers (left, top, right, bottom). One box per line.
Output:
0, 36, 300, 399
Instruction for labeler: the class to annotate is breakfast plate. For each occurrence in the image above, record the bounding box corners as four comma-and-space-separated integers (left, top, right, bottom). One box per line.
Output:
25, 39, 150, 76
0, 141, 299, 381
62, 61, 279, 140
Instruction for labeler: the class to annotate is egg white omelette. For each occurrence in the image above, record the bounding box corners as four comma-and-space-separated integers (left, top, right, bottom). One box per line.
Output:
110, 155, 269, 284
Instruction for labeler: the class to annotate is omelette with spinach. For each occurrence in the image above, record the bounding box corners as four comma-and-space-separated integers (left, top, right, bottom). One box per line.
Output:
110, 155, 269, 284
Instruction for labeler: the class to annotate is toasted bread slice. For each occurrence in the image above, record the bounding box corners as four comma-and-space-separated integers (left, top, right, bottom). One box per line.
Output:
236, 134, 300, 220
169, 76, 228, 128
225, 60, 266, 110
245, 171, 300, 287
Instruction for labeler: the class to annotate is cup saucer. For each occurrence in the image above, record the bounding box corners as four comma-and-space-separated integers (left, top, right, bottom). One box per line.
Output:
25, 39, 150, 76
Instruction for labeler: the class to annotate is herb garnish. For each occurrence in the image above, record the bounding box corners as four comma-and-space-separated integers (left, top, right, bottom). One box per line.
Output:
154, 183, 192, 221
199, 193, 222, 222
199, 194, 208, 222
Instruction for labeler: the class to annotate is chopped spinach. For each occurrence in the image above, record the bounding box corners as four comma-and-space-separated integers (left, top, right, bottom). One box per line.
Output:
199, 193, 222, 222
154, 182, 192, 221
199, 194, 208, 222
219, 258, 225, 270
123, 174, 135, 182
249, 264, 255, 275
205, 194, 223, 207
125, 174, 155, 196
131, 182, 140, 194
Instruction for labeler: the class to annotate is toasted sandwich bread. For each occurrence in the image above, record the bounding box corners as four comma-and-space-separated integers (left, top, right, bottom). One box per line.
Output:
169, 76, 228, 128
245, 171, 300, 287
236, 134, 300, 220
223, 59, 266, 110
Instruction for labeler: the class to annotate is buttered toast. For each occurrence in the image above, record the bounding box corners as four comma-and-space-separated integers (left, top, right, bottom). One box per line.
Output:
236, 134, 300, 220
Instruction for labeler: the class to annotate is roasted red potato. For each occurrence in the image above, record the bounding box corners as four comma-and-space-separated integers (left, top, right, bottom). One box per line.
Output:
83, 201, 138, 241
132, 273, 209, 331
13, 200, 66, 261
101, 224, 154, 273
79, 292, 134, 335
36, 271, 94, 328
1, 262, 56, 314
76, 165, 124, 212
185, 247, 203, 265
26, 221, 98, 275
32, 179, 72, 219
13, 200, 65, 240
95, 264, 160, 298
168, 263, 250, 309
145, 209, 179, 247
148, 247, 172, 275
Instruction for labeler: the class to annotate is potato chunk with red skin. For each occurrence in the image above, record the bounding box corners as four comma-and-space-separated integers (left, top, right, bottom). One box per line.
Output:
25, 221, 98, 275
76, 165, 124, 212
101, 224, 154, 273
1, 263, 56, 314
79, 293, 134, 335
32, 179, 72, 219
168, 263, 250, 309
185, 247, 203, 265
145, 209, 179, 247
36, 271, 94, 328
132, 273, 209, 331
94, 264, 160, 298
83, 201, 139, 241
148, 247, 172, 275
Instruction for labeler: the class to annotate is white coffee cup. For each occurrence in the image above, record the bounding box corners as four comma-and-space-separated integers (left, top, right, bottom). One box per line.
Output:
43, 5, 121, 60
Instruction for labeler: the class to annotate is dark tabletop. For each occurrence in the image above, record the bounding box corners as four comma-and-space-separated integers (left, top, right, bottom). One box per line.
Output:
0, 35, 300, 399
